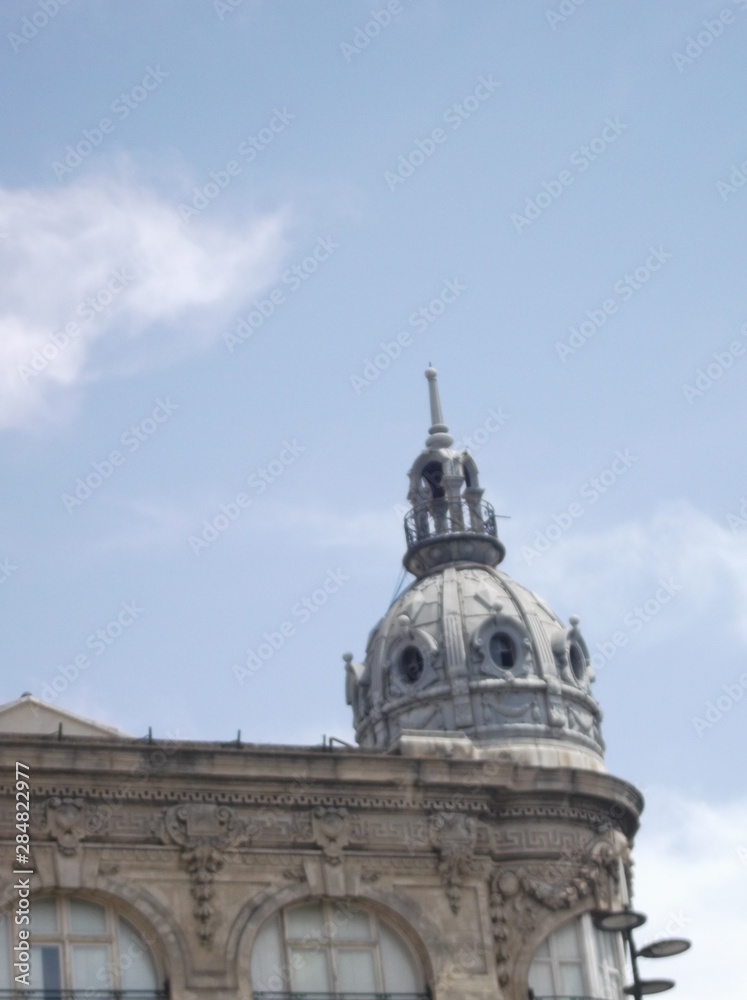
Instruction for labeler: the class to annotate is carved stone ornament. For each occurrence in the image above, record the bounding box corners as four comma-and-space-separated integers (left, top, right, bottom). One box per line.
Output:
311, 806, 350, 864
282, 866, 308, 883
43, 797, 109, 856
429, 812, 477, 914
488, 837, 623, 987
155, 803, 248, 947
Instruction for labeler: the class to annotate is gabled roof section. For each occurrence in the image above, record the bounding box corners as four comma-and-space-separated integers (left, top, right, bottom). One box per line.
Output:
0, 693, 130, 738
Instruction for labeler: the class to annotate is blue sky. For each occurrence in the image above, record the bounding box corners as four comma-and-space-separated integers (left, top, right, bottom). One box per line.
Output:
1, 1, 745, 993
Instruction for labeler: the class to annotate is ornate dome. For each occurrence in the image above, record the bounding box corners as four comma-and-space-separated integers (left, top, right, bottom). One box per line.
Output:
345, 369, 604, 771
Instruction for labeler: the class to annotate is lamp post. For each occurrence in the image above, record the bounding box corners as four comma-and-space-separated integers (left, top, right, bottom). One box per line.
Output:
592, 909, 691, 998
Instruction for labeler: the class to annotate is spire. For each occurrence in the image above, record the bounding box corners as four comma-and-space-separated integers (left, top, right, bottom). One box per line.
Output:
424, 367, 454, 449
403, 368, 505, 577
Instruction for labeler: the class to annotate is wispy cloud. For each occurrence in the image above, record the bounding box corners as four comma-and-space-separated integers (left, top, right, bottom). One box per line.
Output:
512, 501, 747, 643
0, 172, 290, 429
92, 497, 196, 554
633, 789, 747, 1000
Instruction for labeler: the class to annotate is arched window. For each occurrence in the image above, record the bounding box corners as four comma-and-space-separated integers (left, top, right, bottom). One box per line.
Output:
251, 899, 427, 998
1, 896, 163, 997
528, 913, 626, 1000
420, 461, 445, 499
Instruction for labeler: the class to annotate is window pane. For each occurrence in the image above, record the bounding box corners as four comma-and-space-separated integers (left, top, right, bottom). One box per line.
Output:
289, 947, 330, 991
30, 946, 61, 992
69, 900, 108, 935
286, 902, 324, 940
527, 960, 554, 996
553, 919, 582, 960
0, 915, 11, 989
72, 944, 109, 990
30, 898, 58, 935
559, 959, 585, 995
331, 908, 372, 941
380, 924, 421, 993
250, 916, 286, 995
532, 935, 551, 959
336, 948, 378, 992
119, 919, 158, 991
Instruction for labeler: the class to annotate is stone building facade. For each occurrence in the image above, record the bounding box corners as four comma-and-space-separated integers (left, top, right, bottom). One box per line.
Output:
0, 370, 642, 1000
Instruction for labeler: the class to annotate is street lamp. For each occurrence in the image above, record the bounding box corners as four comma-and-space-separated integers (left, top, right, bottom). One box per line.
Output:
592, 909, 691, 999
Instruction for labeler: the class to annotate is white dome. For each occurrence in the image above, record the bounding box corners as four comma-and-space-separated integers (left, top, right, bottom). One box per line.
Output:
345, 370, 604, 771
346, 564, 604, 767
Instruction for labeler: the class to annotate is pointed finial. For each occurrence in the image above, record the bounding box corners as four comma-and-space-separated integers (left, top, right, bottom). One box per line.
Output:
424, 367, 453, 448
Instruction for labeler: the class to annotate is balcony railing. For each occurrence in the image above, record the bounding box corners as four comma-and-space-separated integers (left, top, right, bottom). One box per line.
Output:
404, 497, 497, 548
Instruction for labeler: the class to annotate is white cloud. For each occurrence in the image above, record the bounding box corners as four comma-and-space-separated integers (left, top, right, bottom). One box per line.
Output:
632, 789, 747, 1000
512, 501, 747, 642
0, 174, 290, 429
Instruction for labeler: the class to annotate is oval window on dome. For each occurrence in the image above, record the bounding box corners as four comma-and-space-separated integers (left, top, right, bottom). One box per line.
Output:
399, 645, 424, 684
489, 632, 516, 669
569, 641, 586, 680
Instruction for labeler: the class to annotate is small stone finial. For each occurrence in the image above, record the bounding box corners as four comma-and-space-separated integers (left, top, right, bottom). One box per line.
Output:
424, 367, 454, 448
569, 615, 580, 628
342, 652, 353, 664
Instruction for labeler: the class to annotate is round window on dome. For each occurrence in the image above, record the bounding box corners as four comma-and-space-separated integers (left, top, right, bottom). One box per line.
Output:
489, 632, 516, 669
569, 641, 586, 680
399, 645, 424, 684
